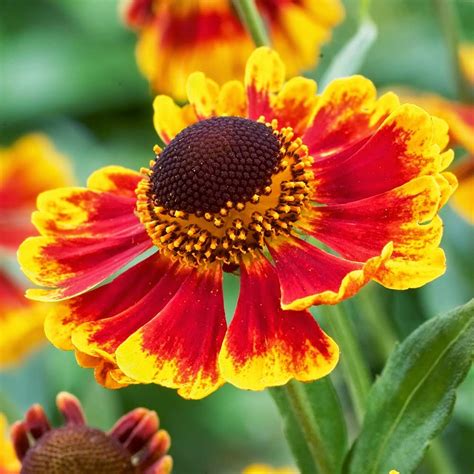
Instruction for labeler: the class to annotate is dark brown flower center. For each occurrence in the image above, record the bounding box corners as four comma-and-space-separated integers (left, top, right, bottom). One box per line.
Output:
21, 426, 135, 474
150, 116, 281, 213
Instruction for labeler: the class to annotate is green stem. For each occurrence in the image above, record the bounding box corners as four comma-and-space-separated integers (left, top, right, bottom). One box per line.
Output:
432, 0, 470, 101
232, 0, 270, 47
355, 284, 397, 361
320, 304, 371, 424
270, 381, 333, 474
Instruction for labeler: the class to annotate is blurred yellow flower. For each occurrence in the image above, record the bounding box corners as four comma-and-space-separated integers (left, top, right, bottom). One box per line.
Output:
459, 43, 474, 85
0, 414, 20, 474
123, 0, 344, 100
450, 156, 474, 223
0, 134, 73, 251
0, 134, 73, 367
242, 464, 297, 474
0, 271, 46, 368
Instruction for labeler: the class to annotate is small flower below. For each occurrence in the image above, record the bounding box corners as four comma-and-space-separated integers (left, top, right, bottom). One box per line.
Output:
242, 464, 297, 474
10, 392, 172, 474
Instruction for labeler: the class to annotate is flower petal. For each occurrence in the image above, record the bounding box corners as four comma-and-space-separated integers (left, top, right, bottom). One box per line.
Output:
216, 80, 247, 117
312, 104, 450, 203
303, 76, 399, 158
19, 230, 151, 302
44, 253, 170, 350
71, 256, 187, 362
396, 87, 474, 153
86, 165, 142, 198
31, 187, 138, 238
18, 167, 152, 301
245, 47, 285, 120
186, 72, 220, 120
267, 235, 392, 310
271, 77, 318, 135
116, 265, 226, 399
153, 95, 197, 144
302, 176, 447, 289
218, 254, 339, 390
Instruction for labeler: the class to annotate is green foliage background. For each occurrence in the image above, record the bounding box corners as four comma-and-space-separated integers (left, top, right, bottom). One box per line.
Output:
0, 0, 473, 472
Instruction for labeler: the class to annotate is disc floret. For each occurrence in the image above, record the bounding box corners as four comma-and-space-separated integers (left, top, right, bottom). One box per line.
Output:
136, 116, 314, 267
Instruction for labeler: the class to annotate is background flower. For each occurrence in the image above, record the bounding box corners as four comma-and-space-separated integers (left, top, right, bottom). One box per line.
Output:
123, 0, 344, 100
0, 134, 73, 368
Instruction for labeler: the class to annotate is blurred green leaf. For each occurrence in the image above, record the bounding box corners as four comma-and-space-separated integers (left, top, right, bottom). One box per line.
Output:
270, 379, 348, 474
345, 299, 474, 474
320, 17, 377, 89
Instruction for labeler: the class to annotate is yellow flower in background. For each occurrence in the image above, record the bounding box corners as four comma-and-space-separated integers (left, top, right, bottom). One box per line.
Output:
124, 0, 344, 100
242, 464, 297, 474
0, 134, 73, 367
450, 156, 474, 223
0, 270, 46, 368
459, 43, 474, 85
0, 414, 20, 474
9, 392, 172, 474
0, 134, 73, 251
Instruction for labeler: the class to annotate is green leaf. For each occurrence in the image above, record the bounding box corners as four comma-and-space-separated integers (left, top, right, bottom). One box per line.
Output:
345, 299, 474, 474
270, 378, 348, 474
320, 17, 377, 89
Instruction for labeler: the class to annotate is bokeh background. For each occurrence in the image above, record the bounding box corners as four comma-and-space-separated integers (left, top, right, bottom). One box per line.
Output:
1, 0, 473, 472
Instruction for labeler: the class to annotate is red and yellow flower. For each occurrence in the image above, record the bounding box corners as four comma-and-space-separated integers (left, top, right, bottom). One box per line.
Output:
8, 392, 171, 474
124, 0, 344, 100
0, 134, 73, 251
0, 134, 73, 367
18, 47, 455, 399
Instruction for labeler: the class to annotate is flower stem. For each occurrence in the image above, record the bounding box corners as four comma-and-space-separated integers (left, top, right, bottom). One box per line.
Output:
432, 0, 470, 101
233, 0, 270, 47
355, 284, 397, 361
270, 380, 333, 474
319, 303, 371, 424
